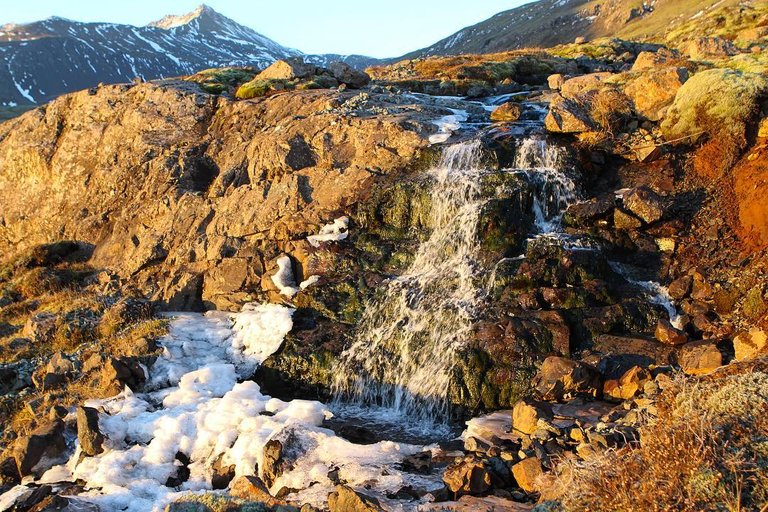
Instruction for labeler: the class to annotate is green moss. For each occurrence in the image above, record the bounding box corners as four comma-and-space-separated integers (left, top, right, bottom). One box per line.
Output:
742, 287, 767, 320
186, 67, 258, 96
235, 79, 294, 99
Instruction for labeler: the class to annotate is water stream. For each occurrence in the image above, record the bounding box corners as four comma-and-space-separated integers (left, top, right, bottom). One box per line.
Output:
331, 104, 582, 436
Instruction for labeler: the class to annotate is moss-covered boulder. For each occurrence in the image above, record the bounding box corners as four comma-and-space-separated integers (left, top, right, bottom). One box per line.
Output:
661, 69, 768, 143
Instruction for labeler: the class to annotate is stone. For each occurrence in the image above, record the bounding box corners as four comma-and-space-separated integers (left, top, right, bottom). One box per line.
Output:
681, 37, 738, 60
632, 49, 682, 71
511, 457, 543, 493
262, 438, 284, 488
691, 276, 714, 301
603, 366, 652, 400
328, 62, 370, 89
574, 36, 587, 44
328, 484, 385, 512
593, 335, 675, 365
678, 341, 723, 376
0, 81, 432, 311
400, 451, 432, 474
564, 197, 614, 228
230, 475, 282, 506
418, 495, 535, 511
622, 186, 665, 224
623, 67, 688, 121
758, 117, 768, 139
733, 328, 768, 361
633, 143, 662, 163
668, 276, 692, 300
512, 398, 554, 435
257, 57, 317, 81
211, 454, 236, 489
101, 357, 145, 392
533, 356, 602, 401
559, 73, 613, 98
22, 312, 57, 343
14, 420, 66, 476
547, 74, 566, 90
544, 94, 594, 133
655, 319, 689, 346
490, 102, 522, 122
77, 406, 105, 456
442, 458, 492, 496
614, 208, 643, 230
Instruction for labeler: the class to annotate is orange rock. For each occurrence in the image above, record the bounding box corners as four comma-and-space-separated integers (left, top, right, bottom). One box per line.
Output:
512, 457, 543, 493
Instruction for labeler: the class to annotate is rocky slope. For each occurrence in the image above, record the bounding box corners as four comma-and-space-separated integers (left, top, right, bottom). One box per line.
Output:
0, 5, 379, 106
403, 0, 760, 58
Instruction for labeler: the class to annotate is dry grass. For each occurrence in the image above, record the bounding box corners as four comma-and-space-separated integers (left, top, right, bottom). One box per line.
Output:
555, 369, 768, 511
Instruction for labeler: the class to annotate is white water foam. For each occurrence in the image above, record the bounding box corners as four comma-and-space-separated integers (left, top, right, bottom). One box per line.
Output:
332, 140, 487, 426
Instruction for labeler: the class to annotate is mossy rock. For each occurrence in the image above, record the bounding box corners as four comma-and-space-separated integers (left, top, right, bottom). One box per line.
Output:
661, 68, 768, 143
186, 67, 258, 96
236, 79, 295, 99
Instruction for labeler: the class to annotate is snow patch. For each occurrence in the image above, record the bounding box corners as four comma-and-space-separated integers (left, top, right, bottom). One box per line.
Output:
271, 255, 300, 298
307, 216, 349, 248
429, 109, 468, 144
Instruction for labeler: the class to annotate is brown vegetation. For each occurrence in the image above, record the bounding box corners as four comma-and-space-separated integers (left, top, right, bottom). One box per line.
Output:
556, 367, 768, 511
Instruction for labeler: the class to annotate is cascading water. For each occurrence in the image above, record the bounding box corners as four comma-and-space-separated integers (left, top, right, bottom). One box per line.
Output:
332, 140, 487, 428
514, 137, 578, 233
332, 122, 583, 433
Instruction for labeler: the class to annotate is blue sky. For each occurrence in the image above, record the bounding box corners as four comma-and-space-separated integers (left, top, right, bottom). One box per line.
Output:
0, 0, 531, 58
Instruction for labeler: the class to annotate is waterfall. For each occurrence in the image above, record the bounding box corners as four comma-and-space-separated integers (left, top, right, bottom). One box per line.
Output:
332, 140, 487, 424
515, 137, 577, 233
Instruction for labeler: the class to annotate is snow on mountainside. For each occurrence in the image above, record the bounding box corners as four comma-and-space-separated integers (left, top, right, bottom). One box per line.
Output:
0, 4, 379, 106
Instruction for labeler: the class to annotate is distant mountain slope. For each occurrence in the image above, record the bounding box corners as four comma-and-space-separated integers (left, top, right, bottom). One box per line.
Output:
0, 5, 380, 106
404, 0, 748, 59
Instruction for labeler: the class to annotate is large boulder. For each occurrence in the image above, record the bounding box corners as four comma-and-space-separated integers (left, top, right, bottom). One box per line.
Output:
490, 102, 522, 122
678, 341, 723, 376
443, 457, 493, 496
661, 69, 768, 144
680, 37, 738, 60
622, 186, 665, 225
328, 62, 370, 89
632, 48, 682, 71
603, 366, 652, 400
512, 398, 554, 435
621, 67, 688, 121
13, 420, 67, 476
545, 94, 594, 133
533, 356, 602, 401
511, 457, 543, 493
256, 57, 317, 81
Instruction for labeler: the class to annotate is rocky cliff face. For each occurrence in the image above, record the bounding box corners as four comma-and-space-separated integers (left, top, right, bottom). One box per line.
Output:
0, 81, 449, 311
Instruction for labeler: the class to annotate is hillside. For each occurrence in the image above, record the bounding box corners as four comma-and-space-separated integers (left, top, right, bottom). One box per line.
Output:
405, 0, 759, 58
0, 5, 379, 106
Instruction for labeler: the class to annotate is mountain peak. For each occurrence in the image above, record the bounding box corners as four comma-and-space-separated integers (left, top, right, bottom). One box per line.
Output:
148, 4, 222, 30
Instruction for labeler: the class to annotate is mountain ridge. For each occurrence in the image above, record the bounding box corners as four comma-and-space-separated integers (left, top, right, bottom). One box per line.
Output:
401, 0, 751, 59
0, 4, 380, 106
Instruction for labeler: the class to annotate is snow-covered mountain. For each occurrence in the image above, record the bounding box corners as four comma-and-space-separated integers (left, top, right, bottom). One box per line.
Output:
0, 5, 379, 105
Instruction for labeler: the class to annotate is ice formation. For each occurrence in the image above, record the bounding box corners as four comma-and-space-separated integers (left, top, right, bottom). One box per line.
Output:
306, 216, 350, 248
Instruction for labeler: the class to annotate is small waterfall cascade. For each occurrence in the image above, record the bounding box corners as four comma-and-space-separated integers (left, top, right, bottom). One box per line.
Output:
332, 140, 488, 424
332, 131, 584, 428
514, 137, 578, 233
